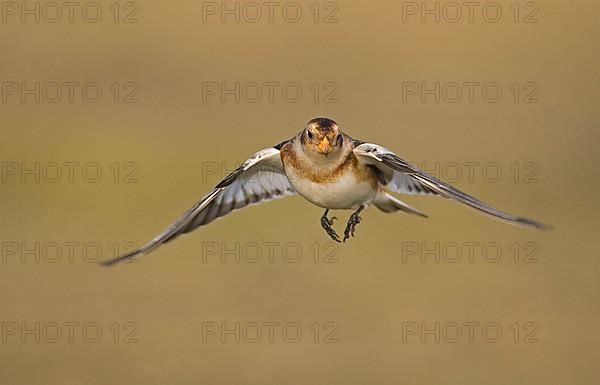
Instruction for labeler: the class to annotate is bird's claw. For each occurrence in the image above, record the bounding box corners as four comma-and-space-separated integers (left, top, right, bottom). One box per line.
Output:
343, 213, 362, 242
321, 215, 341, 243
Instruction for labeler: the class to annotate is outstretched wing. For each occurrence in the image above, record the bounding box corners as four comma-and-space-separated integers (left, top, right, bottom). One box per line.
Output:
353, 142, 551, 229
101, 146, 295, 266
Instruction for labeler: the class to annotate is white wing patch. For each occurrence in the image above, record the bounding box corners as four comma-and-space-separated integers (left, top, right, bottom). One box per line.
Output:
353, 143, 435, 195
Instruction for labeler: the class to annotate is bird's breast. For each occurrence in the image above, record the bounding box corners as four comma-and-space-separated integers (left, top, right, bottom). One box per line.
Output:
282, 151, 378, 209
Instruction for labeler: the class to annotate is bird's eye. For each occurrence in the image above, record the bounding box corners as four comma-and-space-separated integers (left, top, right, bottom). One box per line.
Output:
336, 135, 343, 145
307, 130, 314, 140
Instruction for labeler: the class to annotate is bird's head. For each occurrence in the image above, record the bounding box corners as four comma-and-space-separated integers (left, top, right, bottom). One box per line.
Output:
300, 117, 344, 157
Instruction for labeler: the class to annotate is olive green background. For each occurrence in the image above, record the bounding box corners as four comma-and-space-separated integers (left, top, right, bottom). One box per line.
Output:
1, 1, 599, 384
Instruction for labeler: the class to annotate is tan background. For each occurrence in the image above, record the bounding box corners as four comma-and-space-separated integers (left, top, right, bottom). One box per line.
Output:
1, 0, 599, 384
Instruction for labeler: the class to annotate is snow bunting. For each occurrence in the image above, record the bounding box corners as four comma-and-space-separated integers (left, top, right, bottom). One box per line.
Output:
102, 117, 550, 266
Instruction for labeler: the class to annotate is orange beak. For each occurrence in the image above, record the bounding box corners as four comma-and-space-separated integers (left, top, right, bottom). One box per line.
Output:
318, 137, 331, 154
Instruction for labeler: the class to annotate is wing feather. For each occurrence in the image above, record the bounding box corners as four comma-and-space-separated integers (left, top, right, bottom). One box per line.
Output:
354, 142, 551, 229
101, 146, 295, 266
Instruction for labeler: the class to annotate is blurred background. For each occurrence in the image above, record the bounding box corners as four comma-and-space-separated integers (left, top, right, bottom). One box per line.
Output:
1, 0, 599, 384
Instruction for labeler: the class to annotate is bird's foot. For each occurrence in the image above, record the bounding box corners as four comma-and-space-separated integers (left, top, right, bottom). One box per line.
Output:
321, 211, 341, 243
343, 207, 364, 242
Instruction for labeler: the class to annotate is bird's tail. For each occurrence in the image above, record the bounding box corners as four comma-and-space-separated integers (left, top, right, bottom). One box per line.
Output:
373, 192, 428, 218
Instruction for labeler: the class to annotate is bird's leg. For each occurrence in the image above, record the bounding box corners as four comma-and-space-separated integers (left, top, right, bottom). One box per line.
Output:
320, 209, 341, 243
343, 205, 365, 242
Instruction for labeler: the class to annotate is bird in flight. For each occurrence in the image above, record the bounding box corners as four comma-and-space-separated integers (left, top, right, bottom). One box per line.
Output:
102, 117, 550, 266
